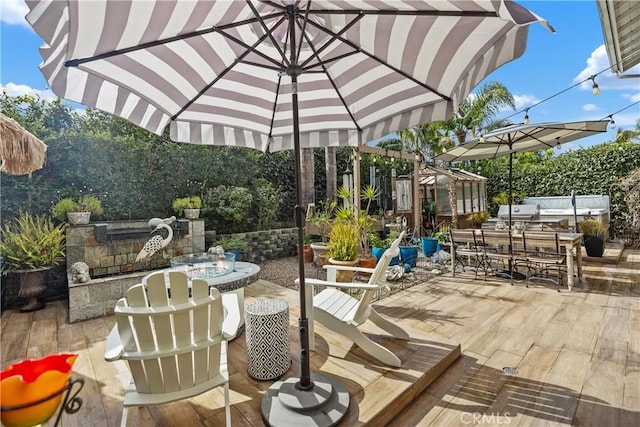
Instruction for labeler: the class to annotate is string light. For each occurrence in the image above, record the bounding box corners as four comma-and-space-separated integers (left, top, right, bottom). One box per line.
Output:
608, 115, 616, 128
500, 56, 638, 123
523, 108, 530, 125
479, 135, 485, 142
590, 75, 601, 95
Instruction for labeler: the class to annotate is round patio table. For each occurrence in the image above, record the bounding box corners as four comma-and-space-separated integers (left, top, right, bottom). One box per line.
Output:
204, 262, 261, 338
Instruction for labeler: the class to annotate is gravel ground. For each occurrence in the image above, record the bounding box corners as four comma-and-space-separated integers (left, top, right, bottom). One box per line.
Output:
258, 253, 449, 292
257, 256, 325, 289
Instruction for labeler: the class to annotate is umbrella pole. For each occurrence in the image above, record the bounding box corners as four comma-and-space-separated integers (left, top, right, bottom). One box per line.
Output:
261, 7, 349, 426
508, 151, 513, 229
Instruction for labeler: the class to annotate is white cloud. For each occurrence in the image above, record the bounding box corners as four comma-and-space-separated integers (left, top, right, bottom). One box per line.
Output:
0, 0, 29, 28
575, 45, 640, 92
582, 103, 599, 112
513, 94, 541, 110
0, 82, 56, 101
629, 92, 640, 103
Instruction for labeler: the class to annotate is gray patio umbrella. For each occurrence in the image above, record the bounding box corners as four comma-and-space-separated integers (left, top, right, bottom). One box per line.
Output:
26, 1, 551, 424
435, 120, 610, 228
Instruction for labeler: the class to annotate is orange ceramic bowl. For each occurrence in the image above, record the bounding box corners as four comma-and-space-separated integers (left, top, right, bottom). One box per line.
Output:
1, 353, 78, 427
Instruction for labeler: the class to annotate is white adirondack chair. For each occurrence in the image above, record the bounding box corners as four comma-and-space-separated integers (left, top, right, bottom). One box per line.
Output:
104, 271, 238, 427
299, 231, 410, 367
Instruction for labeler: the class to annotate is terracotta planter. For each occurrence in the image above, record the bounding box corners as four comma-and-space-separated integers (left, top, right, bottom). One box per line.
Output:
328, 258, 358, 282
303, 244, 313, 263
66, 212, 91, 225
358, 256, 377, 276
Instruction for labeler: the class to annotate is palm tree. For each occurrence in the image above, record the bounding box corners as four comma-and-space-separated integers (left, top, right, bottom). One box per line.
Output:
613, 123, 640, 143
446, 81, 516, 145
390, 82, 516, 165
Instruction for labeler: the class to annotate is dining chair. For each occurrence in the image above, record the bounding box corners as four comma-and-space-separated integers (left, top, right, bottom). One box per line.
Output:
521, 231, 567, 291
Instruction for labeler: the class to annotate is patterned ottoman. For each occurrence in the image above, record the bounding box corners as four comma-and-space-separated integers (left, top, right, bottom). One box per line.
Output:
245, 299, 291, 380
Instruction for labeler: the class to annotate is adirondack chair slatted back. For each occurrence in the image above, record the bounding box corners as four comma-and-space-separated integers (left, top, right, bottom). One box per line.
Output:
115, 272, 224, 395
350, 231, 405, 324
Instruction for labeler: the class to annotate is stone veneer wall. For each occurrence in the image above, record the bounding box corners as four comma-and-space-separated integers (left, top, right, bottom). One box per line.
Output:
66, 225, 298, 322
66, 219, 205, 277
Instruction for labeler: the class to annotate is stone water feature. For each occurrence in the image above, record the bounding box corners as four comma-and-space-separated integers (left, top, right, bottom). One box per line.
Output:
66, 219, 204, 322
64, 220, 299, 322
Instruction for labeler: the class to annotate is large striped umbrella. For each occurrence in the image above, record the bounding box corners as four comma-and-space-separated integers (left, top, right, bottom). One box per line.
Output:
26, 1, 551, 423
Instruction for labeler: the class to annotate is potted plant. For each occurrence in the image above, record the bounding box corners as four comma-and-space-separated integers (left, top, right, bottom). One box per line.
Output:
0, 212, 66, 312
172, 196, 202, 219
468, 211, 490, 229
308, 199, 336, 265
215, 236, 249, 262
369, 230, 400, 266
327, 219, 360, 282
433, 227, 451, 252
579, 219, 605, 257
51, 195, 103, 225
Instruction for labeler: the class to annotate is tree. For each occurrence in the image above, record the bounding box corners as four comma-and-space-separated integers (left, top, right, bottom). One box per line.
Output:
448, 81, 516, 144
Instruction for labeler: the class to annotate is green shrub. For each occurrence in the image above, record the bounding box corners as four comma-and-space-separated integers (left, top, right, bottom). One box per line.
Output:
0, 212, 66, 271
51, 196, 103, 221
215, 236, 249, 253
579, 219, 605, 237
172, 196, 202, 213
327, 219, 360, 261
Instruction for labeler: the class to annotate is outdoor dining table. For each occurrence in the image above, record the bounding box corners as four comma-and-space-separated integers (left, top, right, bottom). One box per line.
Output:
451, 230, 583, 291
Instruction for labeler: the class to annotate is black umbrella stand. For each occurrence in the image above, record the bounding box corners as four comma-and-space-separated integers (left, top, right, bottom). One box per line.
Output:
261, 8, 349, 426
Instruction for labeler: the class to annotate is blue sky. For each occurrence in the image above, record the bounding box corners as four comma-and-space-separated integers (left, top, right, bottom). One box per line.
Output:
1, 0, 638, 152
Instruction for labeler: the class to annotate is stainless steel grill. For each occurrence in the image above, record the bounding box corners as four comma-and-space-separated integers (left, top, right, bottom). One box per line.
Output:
497, 204, 540, 221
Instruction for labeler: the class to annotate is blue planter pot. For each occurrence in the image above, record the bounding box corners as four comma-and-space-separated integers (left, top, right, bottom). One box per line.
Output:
399, 245, 418, 268
421, 237, 438, 256
372, 246, 399, 266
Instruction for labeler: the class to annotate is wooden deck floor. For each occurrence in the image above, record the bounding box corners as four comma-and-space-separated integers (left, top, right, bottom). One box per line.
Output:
2, 249, 639, 426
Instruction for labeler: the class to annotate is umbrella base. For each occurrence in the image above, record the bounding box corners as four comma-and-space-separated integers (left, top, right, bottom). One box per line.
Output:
495, 270, 526, 281
261, 372, 349, 427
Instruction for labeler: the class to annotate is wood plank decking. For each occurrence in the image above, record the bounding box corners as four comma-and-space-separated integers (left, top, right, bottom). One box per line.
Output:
1, 249, 638, 426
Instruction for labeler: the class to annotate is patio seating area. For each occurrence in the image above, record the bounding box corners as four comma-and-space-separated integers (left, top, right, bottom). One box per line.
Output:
2, 248, 638, 426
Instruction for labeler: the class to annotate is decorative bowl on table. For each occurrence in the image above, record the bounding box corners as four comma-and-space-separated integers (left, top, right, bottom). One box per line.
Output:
170, 252, 236, 279
1, 353, 78, 427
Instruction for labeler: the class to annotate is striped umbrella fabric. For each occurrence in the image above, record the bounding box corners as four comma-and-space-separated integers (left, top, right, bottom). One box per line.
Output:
26, 0, 552, 152
25, 1, 552, 421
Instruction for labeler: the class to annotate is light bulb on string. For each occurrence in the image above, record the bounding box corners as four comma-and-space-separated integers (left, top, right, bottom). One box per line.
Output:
591, 75, 601, 95
523, 108, 530, 125
608, 115, 616, 128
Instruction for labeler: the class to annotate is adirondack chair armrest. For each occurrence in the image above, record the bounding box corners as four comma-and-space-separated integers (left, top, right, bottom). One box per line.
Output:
323, 265, 375, 274
221, 293, 240, 340
104, 325, 124, 362
298, 277, 379, 291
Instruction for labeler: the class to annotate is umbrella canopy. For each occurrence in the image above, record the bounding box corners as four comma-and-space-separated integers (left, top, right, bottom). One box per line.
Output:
436, 119, 610, 226
0, 113, 47, 175
27, 0, 552, 152
26, 1, 552, 423
435, 120, 611, 162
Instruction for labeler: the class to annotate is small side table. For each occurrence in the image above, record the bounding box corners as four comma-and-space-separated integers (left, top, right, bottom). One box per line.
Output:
245, 299, 291, 380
